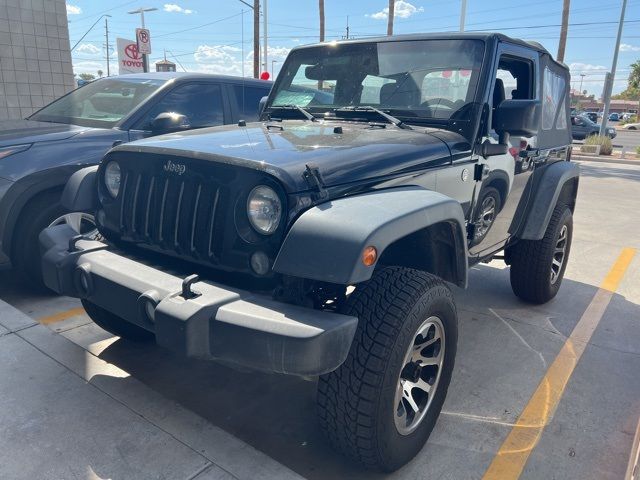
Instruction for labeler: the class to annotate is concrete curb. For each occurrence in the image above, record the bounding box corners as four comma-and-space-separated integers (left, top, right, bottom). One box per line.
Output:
572, 155, 640, 167
0, 300, 304, 480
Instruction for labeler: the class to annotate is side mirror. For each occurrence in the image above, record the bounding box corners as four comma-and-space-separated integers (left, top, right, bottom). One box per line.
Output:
150, 112, 190, 134
494, 99, 540, 138
258, 96, 268, 116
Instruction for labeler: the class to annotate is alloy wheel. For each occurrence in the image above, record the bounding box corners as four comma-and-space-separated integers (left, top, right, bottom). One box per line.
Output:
394, 316, 446, 435
48, 212, 100, 239
550, 224, 568, 284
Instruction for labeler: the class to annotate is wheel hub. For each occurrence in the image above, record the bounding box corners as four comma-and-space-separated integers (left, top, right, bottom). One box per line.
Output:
393, 316, 445, 436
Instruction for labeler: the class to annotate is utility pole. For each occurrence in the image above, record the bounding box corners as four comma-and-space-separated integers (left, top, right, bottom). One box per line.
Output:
579, 73, 585, 93
345, 16, 349, 39
460, 0, 467, 31
387, 0, 394, 36
319, 0, 325, 42
104, 16, 110, 76
557, 0, 570, 62
263, 0, 268, 77
127, 7, 157, 73
253, 0, 259, 78
600, 0, 627, 135
237, 0, 259, 79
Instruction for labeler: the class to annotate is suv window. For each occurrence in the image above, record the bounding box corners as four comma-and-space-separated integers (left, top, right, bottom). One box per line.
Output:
232, 84, 269, 120
137, 83, 224, 129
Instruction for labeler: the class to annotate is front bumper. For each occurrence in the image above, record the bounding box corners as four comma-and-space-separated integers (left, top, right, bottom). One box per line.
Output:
40, 225, 358, 376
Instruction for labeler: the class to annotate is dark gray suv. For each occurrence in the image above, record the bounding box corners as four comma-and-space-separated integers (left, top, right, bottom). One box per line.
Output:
0, 72, 271, 283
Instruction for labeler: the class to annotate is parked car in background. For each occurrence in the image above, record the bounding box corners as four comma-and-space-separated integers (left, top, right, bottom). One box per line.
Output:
608, 112, 620, 121
623, 122, 640, 130
571, 115, 616, 140
0, 72, 272, 283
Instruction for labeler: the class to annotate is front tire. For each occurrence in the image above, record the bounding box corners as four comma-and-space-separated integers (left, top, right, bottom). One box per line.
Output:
81, 299, 154, 341
317, 267, 457, 471
508, 204, 573, 304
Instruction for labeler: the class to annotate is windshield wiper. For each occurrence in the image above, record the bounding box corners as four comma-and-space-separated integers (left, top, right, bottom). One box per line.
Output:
334, 106, 413, 130
270, 104, 317, 122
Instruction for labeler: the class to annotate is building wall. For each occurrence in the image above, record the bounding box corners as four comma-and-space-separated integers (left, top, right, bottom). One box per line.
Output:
0, 0, 75, 121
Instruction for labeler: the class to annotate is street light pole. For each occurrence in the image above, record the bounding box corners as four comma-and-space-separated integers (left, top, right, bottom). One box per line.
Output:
271, 59, 278, 78
600, 0, 627, 135
460, 0, 467, 31
579, 73, 585, 93
127, 7, 157, 73
263, 0, 268, 76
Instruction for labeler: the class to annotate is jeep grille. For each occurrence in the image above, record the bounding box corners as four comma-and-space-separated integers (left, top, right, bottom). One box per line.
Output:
117, 165, 227, 263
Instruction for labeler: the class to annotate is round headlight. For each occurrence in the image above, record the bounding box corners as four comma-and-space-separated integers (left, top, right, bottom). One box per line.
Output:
247, 185, 282, 235
104, 161, 121, 198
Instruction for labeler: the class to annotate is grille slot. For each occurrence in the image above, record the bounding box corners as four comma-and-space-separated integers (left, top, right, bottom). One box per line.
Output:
118, 167, 224, 263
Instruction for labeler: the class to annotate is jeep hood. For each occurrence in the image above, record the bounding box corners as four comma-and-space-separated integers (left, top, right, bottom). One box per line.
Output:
0, 120, 93, 148
116, 121, 465, 192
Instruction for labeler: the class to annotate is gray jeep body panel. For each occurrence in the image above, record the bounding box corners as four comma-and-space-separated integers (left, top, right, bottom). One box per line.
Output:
519, 160, 579, 240
273, 186, 468, 287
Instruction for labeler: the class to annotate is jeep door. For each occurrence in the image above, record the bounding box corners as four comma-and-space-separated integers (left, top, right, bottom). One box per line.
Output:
469, 45, 539, 256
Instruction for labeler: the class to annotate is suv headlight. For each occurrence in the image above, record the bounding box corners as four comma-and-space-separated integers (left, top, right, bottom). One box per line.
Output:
247, 185, 282, 234
104, 161, 121, 198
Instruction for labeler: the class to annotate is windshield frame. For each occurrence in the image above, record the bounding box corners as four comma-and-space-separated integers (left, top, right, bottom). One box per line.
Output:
264, 38, 489, 139
28, 77, 168, 129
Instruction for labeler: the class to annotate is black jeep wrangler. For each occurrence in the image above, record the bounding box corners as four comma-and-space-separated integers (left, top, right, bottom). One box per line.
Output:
40, 33, 577, 471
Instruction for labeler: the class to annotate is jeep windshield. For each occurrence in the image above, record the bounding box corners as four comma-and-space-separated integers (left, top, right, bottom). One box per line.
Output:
29, 77, 165, 128
267, 39, 485, 135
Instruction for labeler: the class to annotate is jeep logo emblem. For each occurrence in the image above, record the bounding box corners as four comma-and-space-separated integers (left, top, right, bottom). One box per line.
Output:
163, 160, 186, 175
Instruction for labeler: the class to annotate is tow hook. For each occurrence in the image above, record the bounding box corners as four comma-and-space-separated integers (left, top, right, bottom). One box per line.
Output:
181, 274, 201, 299
68, 234, 84, 252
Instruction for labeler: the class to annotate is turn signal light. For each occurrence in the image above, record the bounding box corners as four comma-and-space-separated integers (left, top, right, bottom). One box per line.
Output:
362, 246, 378, 266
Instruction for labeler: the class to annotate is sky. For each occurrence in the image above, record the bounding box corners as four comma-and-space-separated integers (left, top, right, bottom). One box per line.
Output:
65, 0, 640, 97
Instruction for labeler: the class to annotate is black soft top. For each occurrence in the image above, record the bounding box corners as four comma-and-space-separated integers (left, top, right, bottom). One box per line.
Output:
292, 32, 568, 73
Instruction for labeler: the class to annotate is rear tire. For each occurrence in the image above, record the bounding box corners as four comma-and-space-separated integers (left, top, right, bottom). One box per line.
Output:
81, 299, 154, 341
508, 204, 573, 304
317, 267, 457, 471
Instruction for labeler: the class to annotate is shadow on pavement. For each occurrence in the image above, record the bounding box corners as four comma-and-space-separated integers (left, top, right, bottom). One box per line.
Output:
93, 264, 640, 480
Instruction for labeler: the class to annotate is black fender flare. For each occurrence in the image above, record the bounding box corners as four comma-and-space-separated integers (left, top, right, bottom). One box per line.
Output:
273, 186, 468, 287
61, 166, 99, 212
519, 160, 580, 240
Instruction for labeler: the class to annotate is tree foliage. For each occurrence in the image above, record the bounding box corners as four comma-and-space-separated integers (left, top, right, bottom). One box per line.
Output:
613, 60, 640, 100
78, 73, 96, 81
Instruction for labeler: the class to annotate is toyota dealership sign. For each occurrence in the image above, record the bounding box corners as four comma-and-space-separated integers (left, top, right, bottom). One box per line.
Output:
117, 38, 143, 74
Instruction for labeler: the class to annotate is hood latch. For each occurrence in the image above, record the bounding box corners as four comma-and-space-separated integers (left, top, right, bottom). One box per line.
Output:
303, 164, 328, 200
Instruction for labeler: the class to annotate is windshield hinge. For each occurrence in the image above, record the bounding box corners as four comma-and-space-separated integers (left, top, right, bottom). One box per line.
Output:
303, 164, 328, 200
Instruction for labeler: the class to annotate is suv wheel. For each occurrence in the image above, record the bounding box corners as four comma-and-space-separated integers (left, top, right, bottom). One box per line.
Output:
81, 299, 154, 341
473, 186, 501, 243
317, 267, 457, 471
508, 203, 573, 304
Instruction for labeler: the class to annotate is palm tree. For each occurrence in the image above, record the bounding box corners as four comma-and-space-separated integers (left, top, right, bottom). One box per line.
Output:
387, 0, 395, 36
557, 0, 570, 62
319, 0, 325, 42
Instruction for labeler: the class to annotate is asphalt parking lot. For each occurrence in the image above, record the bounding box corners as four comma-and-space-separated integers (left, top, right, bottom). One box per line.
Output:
1, 158, 639, 480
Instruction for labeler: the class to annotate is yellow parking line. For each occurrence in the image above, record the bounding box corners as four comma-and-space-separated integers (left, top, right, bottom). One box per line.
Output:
482, 247, 637, 480
38, 307, 86, 325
